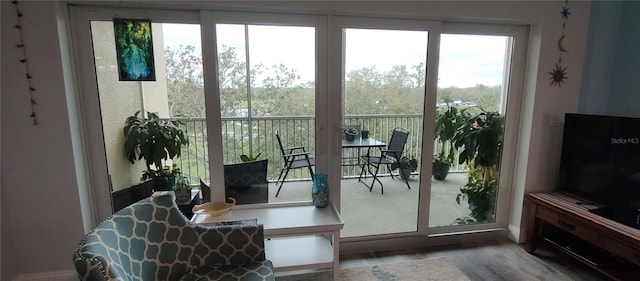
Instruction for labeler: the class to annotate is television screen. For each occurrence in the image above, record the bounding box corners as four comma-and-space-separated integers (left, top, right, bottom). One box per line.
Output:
557, 113, 640, 208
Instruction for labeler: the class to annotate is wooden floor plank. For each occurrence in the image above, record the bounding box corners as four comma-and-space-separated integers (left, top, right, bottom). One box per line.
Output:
337, 239, 609, 281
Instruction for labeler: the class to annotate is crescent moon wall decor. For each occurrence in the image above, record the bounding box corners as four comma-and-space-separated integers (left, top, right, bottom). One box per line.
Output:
558, 35, 569, 52
549, 0, 571, 88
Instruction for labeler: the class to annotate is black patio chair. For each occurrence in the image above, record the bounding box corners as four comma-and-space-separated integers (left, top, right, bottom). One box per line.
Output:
275, 132, 315, 197
358, 128, 410, 194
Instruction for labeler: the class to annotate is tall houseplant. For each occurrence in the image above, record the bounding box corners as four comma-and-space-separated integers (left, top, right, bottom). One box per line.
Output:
433, 103, 468, 180
453, 110, 504, 223
124, 111, 189, 190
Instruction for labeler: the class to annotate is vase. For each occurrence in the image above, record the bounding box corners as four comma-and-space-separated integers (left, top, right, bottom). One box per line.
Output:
312, 174, 330, 208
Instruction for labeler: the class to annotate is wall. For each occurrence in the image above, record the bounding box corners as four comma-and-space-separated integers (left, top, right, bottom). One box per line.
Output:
1, 1, 86, 280
1, 1, 593, 280
579, 1, 640, 117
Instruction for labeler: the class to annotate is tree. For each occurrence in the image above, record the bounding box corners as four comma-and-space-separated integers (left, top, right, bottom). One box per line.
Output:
164, 45, 204, 117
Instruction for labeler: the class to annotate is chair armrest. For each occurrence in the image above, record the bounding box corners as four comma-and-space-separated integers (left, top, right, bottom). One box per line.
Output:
284, 151, 312, 158
285, 145, 306, 151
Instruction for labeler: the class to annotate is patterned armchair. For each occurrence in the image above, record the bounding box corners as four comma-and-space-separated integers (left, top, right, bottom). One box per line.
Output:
73, 191, 274, 281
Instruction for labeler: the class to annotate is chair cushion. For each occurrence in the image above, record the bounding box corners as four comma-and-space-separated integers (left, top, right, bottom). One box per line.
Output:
180, 260, 275, 281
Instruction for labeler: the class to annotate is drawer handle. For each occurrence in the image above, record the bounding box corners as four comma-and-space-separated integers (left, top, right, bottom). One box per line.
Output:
558, 219, 576, 230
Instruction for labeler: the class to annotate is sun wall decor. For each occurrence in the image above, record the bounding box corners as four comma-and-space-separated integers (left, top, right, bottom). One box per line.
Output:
549, 0, 571, 87
11, 0, 38, 125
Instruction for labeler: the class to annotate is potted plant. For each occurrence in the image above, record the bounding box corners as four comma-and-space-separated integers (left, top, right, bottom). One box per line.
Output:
433, 103, 468, 180
391, 156, 418, 181
172, 167, 192, 202
455, 165, 497, 223
453, 109, 504, 223
240, 152, 262, 162
124, 111, 189, 190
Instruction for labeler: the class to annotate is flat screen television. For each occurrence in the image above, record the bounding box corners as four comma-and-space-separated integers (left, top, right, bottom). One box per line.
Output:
557, 113, 640, 228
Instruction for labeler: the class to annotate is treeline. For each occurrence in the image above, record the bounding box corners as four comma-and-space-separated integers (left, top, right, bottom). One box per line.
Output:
165, 45, 502, 118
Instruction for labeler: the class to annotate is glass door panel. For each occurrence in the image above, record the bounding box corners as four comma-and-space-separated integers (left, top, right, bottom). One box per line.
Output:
429, 34, 510, 227
215, 23, 316, 204
90, 21, 205, 206
340, 27, 428, 237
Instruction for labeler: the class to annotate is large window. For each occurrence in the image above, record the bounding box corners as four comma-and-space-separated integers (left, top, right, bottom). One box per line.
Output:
72, 6, 527, 242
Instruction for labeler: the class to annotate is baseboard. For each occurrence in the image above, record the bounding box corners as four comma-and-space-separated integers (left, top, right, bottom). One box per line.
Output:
14, 270, 76, 281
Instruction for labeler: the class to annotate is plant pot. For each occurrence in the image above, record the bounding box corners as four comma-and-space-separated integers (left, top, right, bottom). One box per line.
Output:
175, 188, 192, 203
153, 178, 173, 191
399, 168, 412, 181
432, 162, 451, 180
345, 133, 356, 141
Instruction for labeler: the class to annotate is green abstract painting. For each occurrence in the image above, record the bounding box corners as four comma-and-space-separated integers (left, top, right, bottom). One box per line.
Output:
113, 18, 156, 81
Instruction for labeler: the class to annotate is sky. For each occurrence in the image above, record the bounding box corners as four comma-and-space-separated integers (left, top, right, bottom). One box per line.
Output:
161, 23, 507, 88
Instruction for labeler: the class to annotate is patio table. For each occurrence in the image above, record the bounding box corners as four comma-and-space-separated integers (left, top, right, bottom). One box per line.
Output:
341, 137, 386, 167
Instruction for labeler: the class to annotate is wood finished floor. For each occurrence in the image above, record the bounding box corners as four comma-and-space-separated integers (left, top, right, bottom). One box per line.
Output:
335, 239, 610, 281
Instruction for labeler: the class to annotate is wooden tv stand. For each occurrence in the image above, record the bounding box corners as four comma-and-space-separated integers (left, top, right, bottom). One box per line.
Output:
524, 192, 640, 280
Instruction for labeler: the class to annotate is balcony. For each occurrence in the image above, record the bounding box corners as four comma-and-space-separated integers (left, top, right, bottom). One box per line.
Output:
169, 115, 473, 236
171, 114, 467, 183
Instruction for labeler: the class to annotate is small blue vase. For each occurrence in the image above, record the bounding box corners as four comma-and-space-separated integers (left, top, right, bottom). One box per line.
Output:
312, 174, 330, 208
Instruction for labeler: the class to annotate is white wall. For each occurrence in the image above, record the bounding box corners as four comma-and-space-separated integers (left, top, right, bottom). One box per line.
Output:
1, 1, 592, 279
1, 1, 85, 280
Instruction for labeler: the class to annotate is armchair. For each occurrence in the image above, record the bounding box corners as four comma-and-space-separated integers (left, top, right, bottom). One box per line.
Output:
73, 191, 274, 281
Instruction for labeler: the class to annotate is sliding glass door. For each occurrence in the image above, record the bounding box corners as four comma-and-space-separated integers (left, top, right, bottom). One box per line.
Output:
72, 5, 528, 238
428, 24, 528, 234
200, 11, 327, 203
331, 17, 438, 238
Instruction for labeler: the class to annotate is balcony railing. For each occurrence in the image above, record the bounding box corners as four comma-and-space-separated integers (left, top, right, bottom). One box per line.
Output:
168, 115, 465, 184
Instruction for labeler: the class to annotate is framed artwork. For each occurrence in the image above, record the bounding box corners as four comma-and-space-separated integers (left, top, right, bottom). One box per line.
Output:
113, 18, 156, 81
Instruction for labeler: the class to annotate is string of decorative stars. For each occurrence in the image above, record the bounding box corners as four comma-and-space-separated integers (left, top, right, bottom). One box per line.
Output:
549, 0, 571, 87
12, 0, 38, 125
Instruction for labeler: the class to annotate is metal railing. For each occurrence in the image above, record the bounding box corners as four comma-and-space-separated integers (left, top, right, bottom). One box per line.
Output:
169, 115, 465, 184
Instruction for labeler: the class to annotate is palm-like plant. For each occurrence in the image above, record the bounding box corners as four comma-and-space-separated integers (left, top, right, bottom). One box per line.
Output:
453, 109, 504, 223
124, 111, 189, 188
435, 103, 467, 164
433, 103, 469, 180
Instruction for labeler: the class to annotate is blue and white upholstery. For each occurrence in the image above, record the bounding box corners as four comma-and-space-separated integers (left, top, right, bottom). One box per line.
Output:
73, 191, 274, 281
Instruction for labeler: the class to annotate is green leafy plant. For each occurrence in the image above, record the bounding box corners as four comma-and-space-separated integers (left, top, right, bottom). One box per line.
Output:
453, 109, 503, 223
123, 111, 189, 187
240, 152, 262, 162
433, 103, 469, 180
390, 156, 418, 172
434, 103, 469, 165
172, 167, 190, 191
455, 165, 497, 223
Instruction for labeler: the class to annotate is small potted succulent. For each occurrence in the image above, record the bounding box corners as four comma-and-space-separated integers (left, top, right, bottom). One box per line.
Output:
172, 167, 192, 203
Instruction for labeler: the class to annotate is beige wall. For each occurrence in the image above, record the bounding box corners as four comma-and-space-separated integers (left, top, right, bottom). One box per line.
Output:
93, 21, 169, 191
1, 1, 591, 280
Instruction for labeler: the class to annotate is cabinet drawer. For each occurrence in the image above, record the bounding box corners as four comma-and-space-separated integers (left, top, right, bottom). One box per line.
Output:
603, 237, 640, 266
538, 207, 599, 242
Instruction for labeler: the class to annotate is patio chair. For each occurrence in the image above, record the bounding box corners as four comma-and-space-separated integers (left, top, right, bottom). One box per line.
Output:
275, 132, 315, 197
199, 178, 211, 203
199, 160, 269, 204
358, 128, 410, 194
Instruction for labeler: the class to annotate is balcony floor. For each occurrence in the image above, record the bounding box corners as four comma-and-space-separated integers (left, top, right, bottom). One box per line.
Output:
267, 172, 471, 237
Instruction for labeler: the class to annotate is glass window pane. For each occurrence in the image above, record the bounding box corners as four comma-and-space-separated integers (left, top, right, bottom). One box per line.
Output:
216, 24, 316, 205
430, 34, 509, 227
